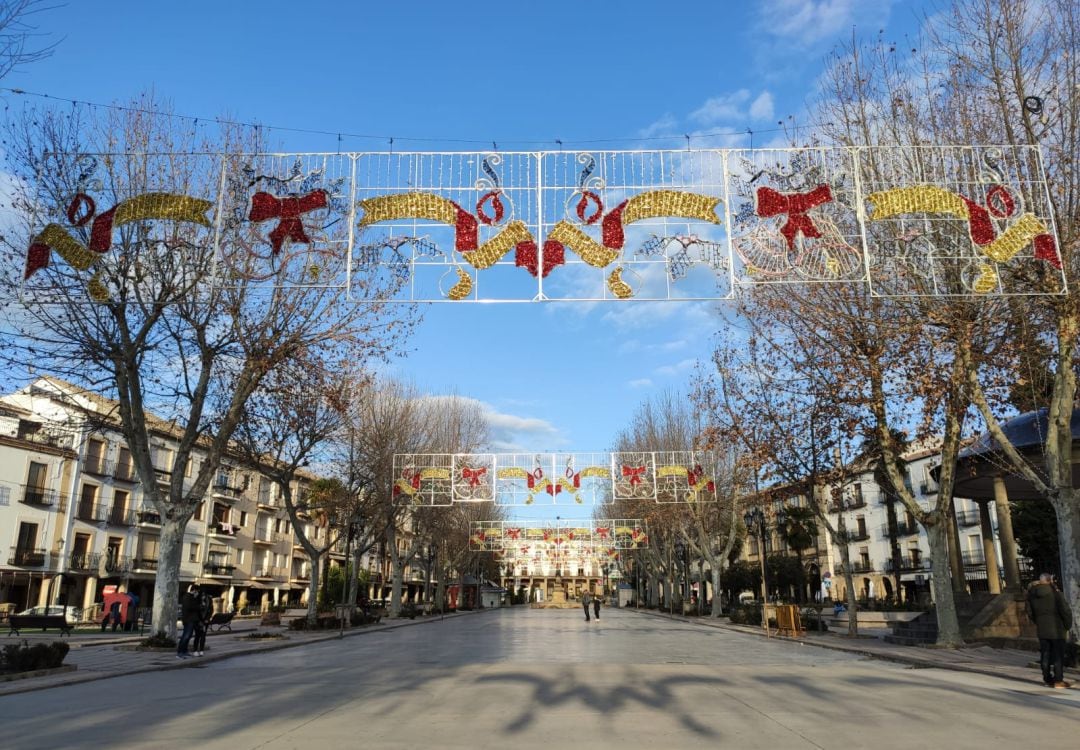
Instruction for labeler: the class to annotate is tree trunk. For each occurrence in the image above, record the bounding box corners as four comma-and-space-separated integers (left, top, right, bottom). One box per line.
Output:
647, 575, 659, 608
1051, 493, 1080, 641
710, 565, 724, 617
391, 561, 404, 616
925, 520, 964, 647
837, 539, 859, 637
152, 517, 186, 638
435, 568, 446, 611
306, 552, 322, 626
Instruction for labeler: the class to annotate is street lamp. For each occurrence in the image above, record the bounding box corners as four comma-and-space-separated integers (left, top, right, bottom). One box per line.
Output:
743, 507, 771, 633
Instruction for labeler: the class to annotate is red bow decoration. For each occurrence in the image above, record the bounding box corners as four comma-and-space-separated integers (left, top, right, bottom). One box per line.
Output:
545, 483, 562, 496
622, 465, 647, 486
755, 184, 833, 249
687, 465, 703, 487
595, 527, 610, 540
248, 189, 328, 254
514, 239, 566, 278
506, 528, 521, 540
461, 466, 487, 487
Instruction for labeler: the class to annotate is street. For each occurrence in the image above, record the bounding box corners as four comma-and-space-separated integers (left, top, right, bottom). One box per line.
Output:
2, 608, 1078, 749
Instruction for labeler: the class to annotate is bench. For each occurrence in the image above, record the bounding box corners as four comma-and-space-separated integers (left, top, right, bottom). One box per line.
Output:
8, 614, 73, 637
208, 612, 235, 631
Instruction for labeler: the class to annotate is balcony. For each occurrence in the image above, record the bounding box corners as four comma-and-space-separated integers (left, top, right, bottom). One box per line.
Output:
210, 521, 239, 538
75, 501, 109, 523
290, 567, 311, 582
829, 498, 868, 512
8, 547, 47, 567
253, 566, 286, 579
136, 509, 161, 526
256, 490, 277, 510
212, 476, 245, 502
842, 529, 870, 543
20, 485, 66, 511
203, 561, 235, 577
133, 557, 159, 572
885, 557, 928, 574
880, 520, 920, 539
253, 529, 280, 545
113, 462, 137, 483
154, 466, 172, 485
83, 457, 114, 477
102, 556, 133, 575
962, 550, 986, 567
956, 510, 981, 527
919, 480, 938, 496
69, 552, 101, 572
834, 561, 875, 575
107, 506, 136, 527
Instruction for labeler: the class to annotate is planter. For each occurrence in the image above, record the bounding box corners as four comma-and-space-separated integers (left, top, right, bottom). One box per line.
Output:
0, 664, 77, 682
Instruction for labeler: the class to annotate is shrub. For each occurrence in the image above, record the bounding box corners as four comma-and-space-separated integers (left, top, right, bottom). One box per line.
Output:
1, 640, 70, 672
399, 602, 418, 619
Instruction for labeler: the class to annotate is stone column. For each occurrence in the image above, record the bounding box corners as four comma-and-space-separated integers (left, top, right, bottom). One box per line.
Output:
976, 500, 1002, 594
992, 476, 1022, 590
36, 576, 52, 606
946, 502, 968, 597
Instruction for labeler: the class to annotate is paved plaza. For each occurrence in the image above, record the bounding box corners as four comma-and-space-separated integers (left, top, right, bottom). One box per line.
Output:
2, 608, 1078, 749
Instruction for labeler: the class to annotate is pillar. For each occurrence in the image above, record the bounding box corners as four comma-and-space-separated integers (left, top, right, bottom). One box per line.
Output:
992, 476, 1022, 590
976, 500, 1001, 594
946, 502, 968, 597
36, 576, 52, 606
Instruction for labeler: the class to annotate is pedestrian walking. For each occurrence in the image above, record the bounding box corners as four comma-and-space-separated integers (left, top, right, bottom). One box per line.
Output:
177, 584, 201, 659
1026, 572, 1073, 688
593, 593, 601, 621
582, 592, 591, 622
192, 588, 214, 657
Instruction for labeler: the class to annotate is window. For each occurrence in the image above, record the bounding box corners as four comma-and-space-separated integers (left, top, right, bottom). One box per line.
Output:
26, 461, 48, 490
153, 445, 173, 473
237, 550, 245, 565
239, 511, 248, 527
194, 501, 204, 521
72, 533, 90, 557
78, 483, 99, 521
859, 547, 870, 567
137, 534, 159, 561
189, 542, 201, 563
86, 438, 105, 471
856, 516, 867, 537
16, 521, 38, 551
116, 446, 132, 477
0, 486, 9, 506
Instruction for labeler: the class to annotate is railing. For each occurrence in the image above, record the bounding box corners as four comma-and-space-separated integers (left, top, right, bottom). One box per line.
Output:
83, 457, 114, 477
956, 510, 981, 527
102, 556, 132, 575
843, 529, 870, 543
828, 499, 868, 512
211, 522, 238, 537
256, 491, 276, 508
113, 462, 137, 482
136, 509, 161, 525
20, 485, 66, 511
133, 557, 159, 571
253, 529, 280, 544
835, 561, 875, 575
16, 427, 73, 449
253, 566, 286, 578
962, 550, 986, 566
154, 467, 172, 485
212, 478, 245, 498
69, 552, 101, 571
884, 556, 931, 572
8, 547, 47, 566
75, 501, 109, 523
203, 561, 235, 576
880, 521, 920, 538
290, 568, 311, 581
107, 507, 136, 526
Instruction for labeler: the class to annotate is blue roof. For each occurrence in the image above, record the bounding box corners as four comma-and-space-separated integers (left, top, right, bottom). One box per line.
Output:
959, 408, 1080, 459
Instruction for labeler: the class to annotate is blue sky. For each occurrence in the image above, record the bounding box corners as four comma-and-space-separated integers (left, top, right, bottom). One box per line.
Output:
3, 0, 930, 452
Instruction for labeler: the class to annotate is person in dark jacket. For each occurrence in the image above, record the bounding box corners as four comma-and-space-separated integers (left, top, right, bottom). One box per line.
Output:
191, 589, 214, 657
582, 592, 591, 622
1026, 573, 1074, 688
177, 584, 201, 659
593, 593, 601, 621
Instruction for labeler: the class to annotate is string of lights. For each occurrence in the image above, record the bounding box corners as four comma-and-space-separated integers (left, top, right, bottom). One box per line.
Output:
0, 86, 830, 150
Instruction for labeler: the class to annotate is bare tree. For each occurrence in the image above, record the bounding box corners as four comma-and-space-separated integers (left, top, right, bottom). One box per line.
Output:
0, 99, 415, 637
0, 0, 59, 80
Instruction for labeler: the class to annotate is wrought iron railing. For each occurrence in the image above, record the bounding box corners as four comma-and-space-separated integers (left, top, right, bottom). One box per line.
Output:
20, 485, 65, 510
8, 547, 47, 566
69, 552, 102, 571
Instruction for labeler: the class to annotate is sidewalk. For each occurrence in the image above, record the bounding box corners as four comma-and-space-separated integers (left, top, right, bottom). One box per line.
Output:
0, 610, 485, 697
632, 607, 1080, 687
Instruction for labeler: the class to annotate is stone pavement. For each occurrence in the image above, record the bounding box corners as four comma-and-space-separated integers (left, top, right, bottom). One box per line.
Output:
2, 607, 1078, 750
0, 610, 470, 696
632, 608, 1080, 687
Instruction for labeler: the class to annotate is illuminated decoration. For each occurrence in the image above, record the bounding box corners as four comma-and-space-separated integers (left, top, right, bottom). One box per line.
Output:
248, 189, 329, 254
469, 519, 649, 552
394, 450, 717, 506
21, 146, 1064, 304
25, 191, 213, 302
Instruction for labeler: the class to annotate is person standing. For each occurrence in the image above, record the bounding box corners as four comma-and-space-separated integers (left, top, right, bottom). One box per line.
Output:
582, 592, 591, 622
177, 584, 201, 659
1026, 573, 1073, 688
192, 588, 214, 657
593, 592, 601, 621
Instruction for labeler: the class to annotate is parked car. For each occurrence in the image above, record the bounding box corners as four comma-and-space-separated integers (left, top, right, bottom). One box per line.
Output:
15, 605, 83, 623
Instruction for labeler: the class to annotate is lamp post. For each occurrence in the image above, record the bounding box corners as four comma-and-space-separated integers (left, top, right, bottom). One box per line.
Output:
743, 507, 771, 633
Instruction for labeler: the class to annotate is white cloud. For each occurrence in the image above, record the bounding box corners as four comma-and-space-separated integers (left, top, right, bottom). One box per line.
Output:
749, 91, 775, 121
627, 378, 653, 388
758, 0, 894, 46
690, 90, 751, 126
422, 394, 565, 452
638, 113, 678, 139
654, 358, 698, 377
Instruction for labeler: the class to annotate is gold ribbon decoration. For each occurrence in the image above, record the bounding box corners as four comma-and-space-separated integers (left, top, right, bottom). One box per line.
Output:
981, 213, 1049, 264
866, 186, 970, 221
607, 267, 633, 299
465, 220, 532, 270
548, 222, 619, 268
358, 192, 458, 226
620, 190, 722, 226
446, 267, 473, 300
25, 192, 213, 302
